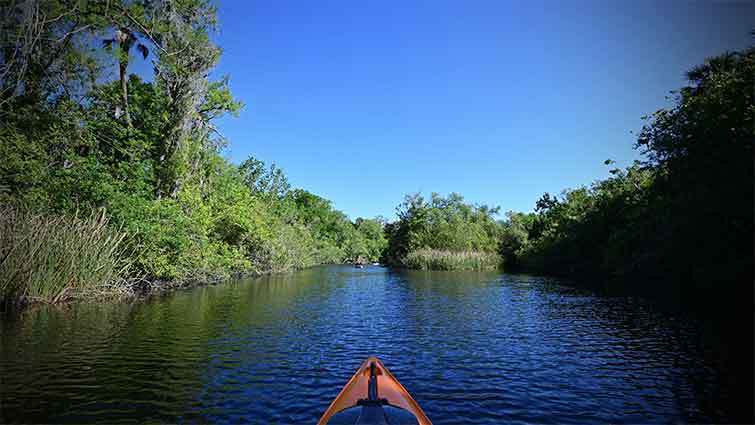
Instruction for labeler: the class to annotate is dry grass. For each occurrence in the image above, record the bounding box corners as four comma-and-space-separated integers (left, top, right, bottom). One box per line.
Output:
404, 248, 501, 271
0, 206, 135, 304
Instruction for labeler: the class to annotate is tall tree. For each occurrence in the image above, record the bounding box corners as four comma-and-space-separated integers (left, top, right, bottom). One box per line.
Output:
146, 0, 227, 198
102, 26, 148, 127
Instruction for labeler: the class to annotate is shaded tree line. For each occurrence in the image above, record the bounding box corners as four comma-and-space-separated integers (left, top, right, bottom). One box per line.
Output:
498, 48, 753, 311
495, 49, 752, 422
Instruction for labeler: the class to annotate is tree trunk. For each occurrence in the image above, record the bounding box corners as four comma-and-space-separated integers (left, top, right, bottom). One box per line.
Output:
119, 57, 131, 127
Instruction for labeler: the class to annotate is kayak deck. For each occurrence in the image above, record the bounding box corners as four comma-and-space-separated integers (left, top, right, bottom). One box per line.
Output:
318, 357, 432, 425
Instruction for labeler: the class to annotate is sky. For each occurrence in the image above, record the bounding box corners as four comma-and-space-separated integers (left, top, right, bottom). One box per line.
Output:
207, 0, 753, 220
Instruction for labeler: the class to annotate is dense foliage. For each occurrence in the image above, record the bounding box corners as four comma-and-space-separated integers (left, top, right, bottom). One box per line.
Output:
499, 48, 753, 308
0, 0, 384, 303
495, 50, 753, 417
387, 48, 752, 293
1, 0, 750, 314
384, 192, 501, 269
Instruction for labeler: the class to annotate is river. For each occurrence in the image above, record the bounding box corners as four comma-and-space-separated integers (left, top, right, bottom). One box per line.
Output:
0, 265, 735, 424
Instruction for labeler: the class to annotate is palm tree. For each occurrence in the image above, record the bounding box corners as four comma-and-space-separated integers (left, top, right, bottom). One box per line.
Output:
686, 51, 738, 85
103, 27, 148, 127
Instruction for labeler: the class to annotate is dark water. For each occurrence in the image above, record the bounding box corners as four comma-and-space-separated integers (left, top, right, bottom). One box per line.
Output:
0, 266, 736, 424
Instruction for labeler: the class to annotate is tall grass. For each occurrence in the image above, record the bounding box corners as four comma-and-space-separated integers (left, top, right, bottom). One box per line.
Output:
0, 207, 134, 304
404, 248, 501, 271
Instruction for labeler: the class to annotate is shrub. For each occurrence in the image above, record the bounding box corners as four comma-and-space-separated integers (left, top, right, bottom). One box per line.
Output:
246, 222, 317, 273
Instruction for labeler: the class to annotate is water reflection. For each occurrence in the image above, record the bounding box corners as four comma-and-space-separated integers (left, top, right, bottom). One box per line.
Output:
0, 266, 733, 423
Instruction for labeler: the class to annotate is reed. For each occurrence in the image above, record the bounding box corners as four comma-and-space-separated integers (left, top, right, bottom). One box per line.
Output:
404, 248, 501, 271
0, 206, 134, 304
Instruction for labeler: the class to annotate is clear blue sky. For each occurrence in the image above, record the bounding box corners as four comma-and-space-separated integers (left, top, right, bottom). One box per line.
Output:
210, 0, 752, 220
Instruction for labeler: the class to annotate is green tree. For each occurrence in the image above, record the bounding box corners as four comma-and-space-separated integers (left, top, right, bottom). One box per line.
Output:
354, 218, 388, 262
506, 48, 753, 307
239, 156, 291, 201
385, 192, 502, 269
498, 211, 535, 267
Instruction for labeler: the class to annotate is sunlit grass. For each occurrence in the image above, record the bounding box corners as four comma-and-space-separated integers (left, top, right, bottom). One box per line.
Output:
0, 207, 135, 304
404, 249, 501, 271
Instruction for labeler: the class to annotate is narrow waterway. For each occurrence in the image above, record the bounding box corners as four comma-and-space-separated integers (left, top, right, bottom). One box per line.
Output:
0, 266, 734, 424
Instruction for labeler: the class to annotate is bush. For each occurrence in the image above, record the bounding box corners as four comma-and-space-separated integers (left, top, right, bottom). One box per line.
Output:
404, 249, 501, 271
385, 193, 501, 268
247, 222, 317, 273
0, 207, 134, 304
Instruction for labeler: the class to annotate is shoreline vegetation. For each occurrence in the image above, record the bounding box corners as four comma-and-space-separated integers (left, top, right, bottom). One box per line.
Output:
0, 206, 133, 303
0, 1, 387, 307
1, 1, 751, 319
404, 249, 501, 271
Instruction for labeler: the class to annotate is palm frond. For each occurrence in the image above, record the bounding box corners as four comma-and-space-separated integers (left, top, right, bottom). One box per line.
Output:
136, 43, 149, 59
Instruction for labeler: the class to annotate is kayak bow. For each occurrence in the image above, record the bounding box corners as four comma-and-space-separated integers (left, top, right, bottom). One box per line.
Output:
318, 357, 432, 425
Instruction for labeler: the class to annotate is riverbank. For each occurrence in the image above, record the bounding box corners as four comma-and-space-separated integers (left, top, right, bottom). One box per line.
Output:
0, 207, 133, 305
0, 205, 376, 307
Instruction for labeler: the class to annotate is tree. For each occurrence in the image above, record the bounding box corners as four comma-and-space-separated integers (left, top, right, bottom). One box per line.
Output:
239, 156, 291, 201
102, 26, 149, 127
354, 218, 388, 262
149, 0, 227, 198
506, 48, 753, 303
499, 211, 535, 267
0, 0, 107, 110
385, 192, 502, 268
636, 48, 753, 294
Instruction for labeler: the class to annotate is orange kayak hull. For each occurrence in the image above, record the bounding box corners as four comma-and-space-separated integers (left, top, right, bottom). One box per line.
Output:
318, 357, 432, 425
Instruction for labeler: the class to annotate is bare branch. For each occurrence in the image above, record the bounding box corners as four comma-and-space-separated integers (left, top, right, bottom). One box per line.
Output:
55, 23, 92, 42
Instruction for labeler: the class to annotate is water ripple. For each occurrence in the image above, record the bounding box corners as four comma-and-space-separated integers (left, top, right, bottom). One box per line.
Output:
0, 266, 735, 423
